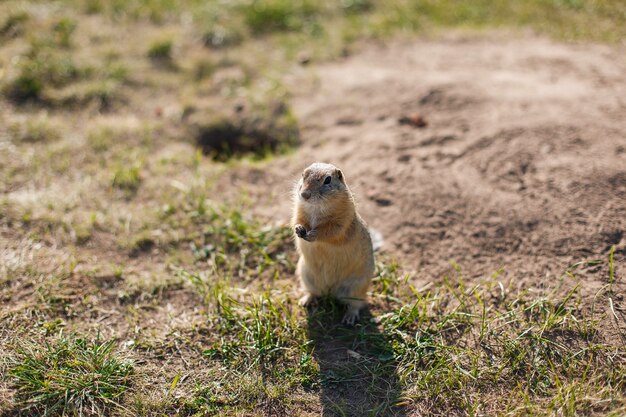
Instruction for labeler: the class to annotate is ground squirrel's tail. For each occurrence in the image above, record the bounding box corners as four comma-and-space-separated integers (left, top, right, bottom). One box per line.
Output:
369, 228, 384, 252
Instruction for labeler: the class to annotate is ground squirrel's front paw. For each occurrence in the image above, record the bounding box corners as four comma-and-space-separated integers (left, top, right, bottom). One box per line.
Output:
295, 224, 317, 242
295, 224, 307, 239
298, 293, 318, 308
342, 309, 360, 326
303, 229, 317, 242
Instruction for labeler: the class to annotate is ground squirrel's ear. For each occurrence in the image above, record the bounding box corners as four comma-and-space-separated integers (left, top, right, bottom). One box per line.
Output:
336, 169, 343, 181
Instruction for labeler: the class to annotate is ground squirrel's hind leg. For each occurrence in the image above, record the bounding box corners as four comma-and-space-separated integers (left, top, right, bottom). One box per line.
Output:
299, 292, 318, 307
341, 298, 366, 325
297, 257, 320, 308
336, 277, 370, 325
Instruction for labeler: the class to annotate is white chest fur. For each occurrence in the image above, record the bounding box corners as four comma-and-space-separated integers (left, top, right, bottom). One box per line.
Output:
302, 201, 327, 229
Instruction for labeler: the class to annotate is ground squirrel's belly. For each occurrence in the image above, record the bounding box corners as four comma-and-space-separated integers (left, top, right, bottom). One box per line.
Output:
298, 235, 373, 292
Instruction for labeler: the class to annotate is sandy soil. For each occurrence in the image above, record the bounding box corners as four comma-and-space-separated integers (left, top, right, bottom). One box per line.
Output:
234, 33, 626, 323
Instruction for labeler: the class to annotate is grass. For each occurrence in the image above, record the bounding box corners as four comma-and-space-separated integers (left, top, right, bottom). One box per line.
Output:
52, 17, 77, 48
40, 0, 621, 43
7, 334, 134, 416
5, 47, 81, 103
9, 115, 61, 143
242, 0, 321, 35
180, 202, 294, 278
164, 256, 624, 416
0, 0, 624, 416
0, 11, 29, 38
112, 164, 142, 195
3, 15, 129, 106
1, 202, 624, 415
147, 39, 173, 62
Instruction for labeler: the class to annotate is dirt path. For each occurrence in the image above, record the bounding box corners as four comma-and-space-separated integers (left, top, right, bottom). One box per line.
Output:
243, 33, 626, 313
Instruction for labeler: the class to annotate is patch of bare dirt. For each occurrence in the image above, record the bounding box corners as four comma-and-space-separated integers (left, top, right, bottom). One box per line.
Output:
235, 33, 625, 329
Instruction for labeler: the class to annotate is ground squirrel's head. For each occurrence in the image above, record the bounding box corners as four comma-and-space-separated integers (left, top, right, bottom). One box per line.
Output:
295, 162, 348, 204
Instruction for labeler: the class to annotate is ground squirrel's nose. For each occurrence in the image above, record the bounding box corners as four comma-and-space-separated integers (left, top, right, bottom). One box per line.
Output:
300, 190, 311, 200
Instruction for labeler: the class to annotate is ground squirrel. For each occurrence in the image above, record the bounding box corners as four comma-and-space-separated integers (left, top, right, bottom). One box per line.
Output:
292, 162, 375, 325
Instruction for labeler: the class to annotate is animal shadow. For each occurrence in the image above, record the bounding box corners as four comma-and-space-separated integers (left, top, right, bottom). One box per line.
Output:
306, 299, 406, 417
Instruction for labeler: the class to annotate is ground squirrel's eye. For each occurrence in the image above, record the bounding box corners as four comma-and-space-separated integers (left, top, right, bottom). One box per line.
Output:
323, 176, 331, 185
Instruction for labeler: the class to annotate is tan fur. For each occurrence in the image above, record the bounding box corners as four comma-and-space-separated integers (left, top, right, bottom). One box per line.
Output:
291, 162, 375, 325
